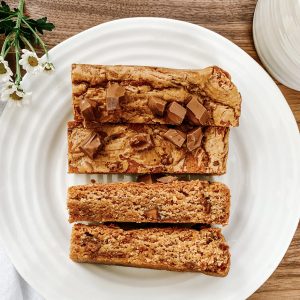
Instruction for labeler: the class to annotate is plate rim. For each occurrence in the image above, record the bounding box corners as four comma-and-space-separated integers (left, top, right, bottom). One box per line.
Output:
252, 0, 300, 91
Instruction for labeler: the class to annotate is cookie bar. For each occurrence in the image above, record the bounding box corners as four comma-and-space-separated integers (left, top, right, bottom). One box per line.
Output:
68, 180, 230, 225
67, 121, 229, 174
70, 224, 230, 276
72, 64, 241, 127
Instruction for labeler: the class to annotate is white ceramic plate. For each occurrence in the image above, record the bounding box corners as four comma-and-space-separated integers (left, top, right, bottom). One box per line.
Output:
0, 18, 299, 300
253, 0, 300, 91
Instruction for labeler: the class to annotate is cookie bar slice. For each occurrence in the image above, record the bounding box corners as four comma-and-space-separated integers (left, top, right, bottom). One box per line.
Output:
70, 224, 230, 276
72, 64, 241, 127
68, 180, 230, 225
67, 121, 229, 174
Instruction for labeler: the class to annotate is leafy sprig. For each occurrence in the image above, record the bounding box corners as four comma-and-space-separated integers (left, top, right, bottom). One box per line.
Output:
0, 0, 55, 106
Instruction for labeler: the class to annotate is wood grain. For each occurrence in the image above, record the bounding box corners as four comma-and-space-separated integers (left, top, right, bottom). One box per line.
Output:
3, 0, 300, 298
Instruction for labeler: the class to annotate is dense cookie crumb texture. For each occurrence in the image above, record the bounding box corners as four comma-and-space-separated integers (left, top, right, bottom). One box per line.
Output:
68, 180, 230, 224
70, 224, 230, 276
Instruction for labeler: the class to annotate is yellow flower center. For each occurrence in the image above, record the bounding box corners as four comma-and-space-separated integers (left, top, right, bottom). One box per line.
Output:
43, 62, 54, 71
44, 65, 51, 71
28, 56, 38, 67
0, 62, 7, 74
10, 91, 23, 101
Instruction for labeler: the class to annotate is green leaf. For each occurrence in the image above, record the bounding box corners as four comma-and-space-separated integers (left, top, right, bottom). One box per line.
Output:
24, 16, 55, 35
0, 1, 10, 12
0, 1, 14, 19
0, 1, 55, 58
0, 19, 15, 35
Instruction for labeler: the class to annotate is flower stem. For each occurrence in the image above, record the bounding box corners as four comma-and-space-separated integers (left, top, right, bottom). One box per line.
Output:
17, 0, 25, 22
20, 36, 35, 52
1, 33, 13, 58
21, 18, 49, 60
13, 0, 25, 86
0, 14, 17, 23
15, 39, 21, 86
3, 43, 12, 58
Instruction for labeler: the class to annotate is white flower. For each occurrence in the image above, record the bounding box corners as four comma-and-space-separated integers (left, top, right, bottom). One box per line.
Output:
0, 56, 13, 83
1, 82, 31, 107
1, 81, 15, 94
42, 61, 55, 72
19, 49, 43, 75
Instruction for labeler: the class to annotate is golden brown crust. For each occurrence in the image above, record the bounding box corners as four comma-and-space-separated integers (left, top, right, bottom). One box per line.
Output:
70, 224, 230, 276
67, 121, 229, 174
72, 64, 241, 127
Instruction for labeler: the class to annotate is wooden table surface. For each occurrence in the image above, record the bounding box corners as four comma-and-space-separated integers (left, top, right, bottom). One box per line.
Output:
5, 0, 300, 298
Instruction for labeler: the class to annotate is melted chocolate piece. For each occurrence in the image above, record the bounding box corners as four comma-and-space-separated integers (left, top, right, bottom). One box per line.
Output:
163, 129, 186, 147
106, 83, 126, 111
187, 127, 203, 151
186, 97, 209, 125
80, 100, 95, 122
129, 133, 153, 151
79, 133, 102, 159
148, 97, 167, 117
166, 102, 186, 125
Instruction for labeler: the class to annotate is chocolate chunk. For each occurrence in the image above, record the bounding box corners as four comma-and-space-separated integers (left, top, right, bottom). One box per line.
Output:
137, 174, 154, 184
79, 100, 95, 122
204, 201, 212, 214
106, 83, 126, 111
129, 134, 153, 151
79, 133, 102, 159
106, 161, 122, 171
148, 97, 167, 117
163, 129, 186, 147
161, 154, 173, 165
157, 175, 178, 183
219, 243, 229, 251
166, 102, 187, 125
186, 97, 209, 125
144, 208, 160, 220
106, 132, 123, 142
187, 127, 203, 151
